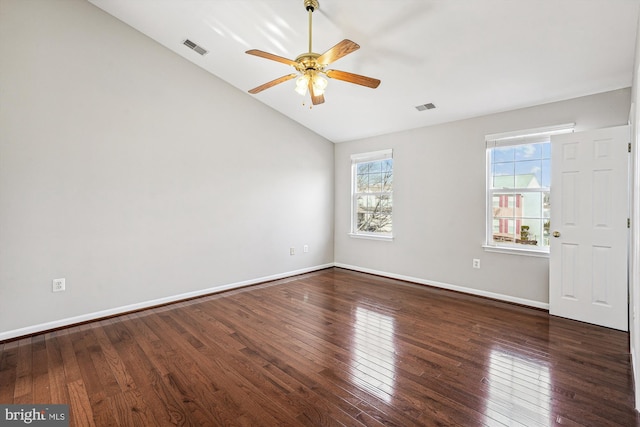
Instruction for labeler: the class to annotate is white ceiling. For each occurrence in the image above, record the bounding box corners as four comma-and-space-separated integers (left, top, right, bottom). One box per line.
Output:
88, 0, 639, 143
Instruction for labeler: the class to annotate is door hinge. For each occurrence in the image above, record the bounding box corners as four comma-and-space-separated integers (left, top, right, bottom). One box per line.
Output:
629, 218, 631, 228
629, 142, 632, 153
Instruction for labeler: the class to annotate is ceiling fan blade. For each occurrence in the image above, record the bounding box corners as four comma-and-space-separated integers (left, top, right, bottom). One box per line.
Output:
246, 49, 298, 67
308, 79, 325, 105
325, 69, 381, 88
316, 39, 360, 65
248, 74, 298, 94
311, 92, 325, 105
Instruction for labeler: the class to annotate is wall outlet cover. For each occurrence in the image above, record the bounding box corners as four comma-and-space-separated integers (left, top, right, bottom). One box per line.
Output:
52, 278, 66, 292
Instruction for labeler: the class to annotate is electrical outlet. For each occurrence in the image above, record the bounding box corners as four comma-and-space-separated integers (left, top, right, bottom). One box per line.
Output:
52, 278, 65, 292
290, 247, 295, 255
303, 245, 309, 253
472, 259, 481, 269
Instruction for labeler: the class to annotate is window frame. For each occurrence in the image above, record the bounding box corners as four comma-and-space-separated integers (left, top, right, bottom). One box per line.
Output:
484, 124, 574, 256
350, 149, 394, 240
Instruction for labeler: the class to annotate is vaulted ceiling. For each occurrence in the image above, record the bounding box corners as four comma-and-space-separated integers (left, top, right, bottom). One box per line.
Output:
88, 0, 639, 143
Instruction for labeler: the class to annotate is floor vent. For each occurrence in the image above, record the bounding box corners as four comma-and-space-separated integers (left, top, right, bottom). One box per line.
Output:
183, 39, 208, 56
415, 103, 436, 111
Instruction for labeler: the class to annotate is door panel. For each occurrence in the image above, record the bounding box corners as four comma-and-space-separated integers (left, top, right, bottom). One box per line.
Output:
560, 243, 578, 299
550, 125, 629, 331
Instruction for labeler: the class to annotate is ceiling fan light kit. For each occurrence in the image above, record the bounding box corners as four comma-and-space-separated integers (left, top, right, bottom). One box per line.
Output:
246, 0, 380, 106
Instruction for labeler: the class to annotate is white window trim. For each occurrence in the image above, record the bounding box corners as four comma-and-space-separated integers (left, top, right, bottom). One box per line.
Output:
484, 123, 574, 256
485, 123, 575, 145
350, 149, 394, 240
350, 149, 392, 163
348, 232, 394, 241
482, 244, 550, 258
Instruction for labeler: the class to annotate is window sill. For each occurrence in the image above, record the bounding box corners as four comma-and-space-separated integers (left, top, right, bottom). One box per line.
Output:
482, 244, 549, 258
349, 233, 394, 242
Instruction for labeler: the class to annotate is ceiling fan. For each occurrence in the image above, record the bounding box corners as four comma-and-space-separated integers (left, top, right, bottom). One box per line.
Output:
246, 0, 381, 106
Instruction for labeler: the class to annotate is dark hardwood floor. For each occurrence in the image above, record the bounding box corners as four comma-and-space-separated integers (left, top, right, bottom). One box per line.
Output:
1, 267, 638, 426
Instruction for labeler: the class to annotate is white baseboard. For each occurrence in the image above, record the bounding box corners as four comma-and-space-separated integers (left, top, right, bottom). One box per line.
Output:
334, 263, 549, 310
0, 263, 334, 342
2, 262, 549, 342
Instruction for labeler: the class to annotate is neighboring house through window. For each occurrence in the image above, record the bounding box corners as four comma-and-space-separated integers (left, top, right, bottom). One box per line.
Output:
351, 149, 393, 239
485, 124, 574, 254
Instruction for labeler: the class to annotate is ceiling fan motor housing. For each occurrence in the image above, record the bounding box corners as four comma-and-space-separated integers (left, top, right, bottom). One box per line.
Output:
295, 53, 321, 72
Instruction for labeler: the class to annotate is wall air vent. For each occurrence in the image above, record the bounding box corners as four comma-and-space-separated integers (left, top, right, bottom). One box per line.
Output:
183, 39, 208, 56
415, 103, 436, 111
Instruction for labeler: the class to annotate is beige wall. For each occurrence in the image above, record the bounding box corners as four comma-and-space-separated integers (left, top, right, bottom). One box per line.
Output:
0, 0, 335, 338
335, 88, 631, 305
1, 0, 634, 345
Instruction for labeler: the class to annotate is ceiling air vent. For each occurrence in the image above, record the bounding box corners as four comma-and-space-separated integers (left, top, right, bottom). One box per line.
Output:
415, 103, 436, 111
183, 39, 208, 56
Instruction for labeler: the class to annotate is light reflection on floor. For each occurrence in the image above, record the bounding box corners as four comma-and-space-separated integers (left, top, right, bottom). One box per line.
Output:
350, 306, 396, 402
485, 347, 552, 426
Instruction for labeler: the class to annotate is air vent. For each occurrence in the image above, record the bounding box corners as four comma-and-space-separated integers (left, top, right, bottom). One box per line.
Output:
415, 103, 436, 111
183, 39, 208, 56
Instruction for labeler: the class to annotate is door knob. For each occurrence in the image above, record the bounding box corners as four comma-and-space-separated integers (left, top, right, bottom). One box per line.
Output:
552, 231, 561, 238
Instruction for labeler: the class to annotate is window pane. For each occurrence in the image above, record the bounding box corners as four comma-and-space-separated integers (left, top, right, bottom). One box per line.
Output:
492, 194, 520, 229
493, 163, 515, 188
357, 195, 367, 210
355, 194, 392, 233
542, 218, 551, 246
541, 159, 551, 187
492, 194, 515, 218
493, 161, 514, 175
356, 160, 394, 194
518, 219, 543, 247
542, 143, 551, 159
492, 218, 516, 243
367, 161, 381, 173
542, 191, 550, 218
514, 160, 542, 187
380, 195, 392, 214
492, 147, 515, 163
357, 212, 371, 231
366, 194, 377, 210
368, 173, 383, 191
374, 214, 392, 233
356, 173, 367, 192
491, 191, 550, 247
515, 143, 542, 161
521, 192, 542, 218
382, 172, 393, 192
357, 163, 370, 174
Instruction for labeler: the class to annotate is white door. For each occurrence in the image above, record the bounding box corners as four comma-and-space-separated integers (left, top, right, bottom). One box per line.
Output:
549, 125, 629, 331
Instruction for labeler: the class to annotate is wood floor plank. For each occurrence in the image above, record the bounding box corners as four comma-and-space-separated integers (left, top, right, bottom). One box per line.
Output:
12, 338, 34, 404
0, 340, 18, 403
89, 324, 137, 393
1, 268, 639, 426
137, 309, 290, 426
106, 387, 160, 427
67, 379, 96, 427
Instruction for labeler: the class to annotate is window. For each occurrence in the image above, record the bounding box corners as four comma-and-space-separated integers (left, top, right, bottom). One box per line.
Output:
351, 149, 393, 238
485, 124, 573, 254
